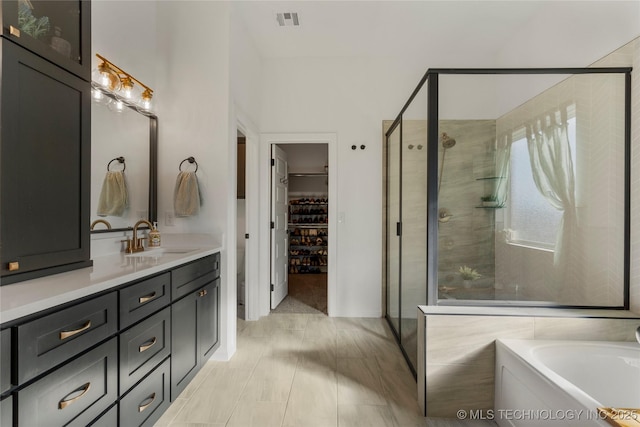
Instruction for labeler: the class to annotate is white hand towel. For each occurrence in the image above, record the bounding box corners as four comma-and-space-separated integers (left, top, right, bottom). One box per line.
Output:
97, 170, 128, 216
174, 171, 201, 217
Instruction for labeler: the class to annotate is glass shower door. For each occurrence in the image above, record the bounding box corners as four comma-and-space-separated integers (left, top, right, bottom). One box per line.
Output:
400, 118, 427, 369
386, 124, 401, 335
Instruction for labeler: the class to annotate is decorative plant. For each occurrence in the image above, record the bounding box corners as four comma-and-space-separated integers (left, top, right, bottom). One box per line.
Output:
18, 2, 50, 40
459, 265, 481, 281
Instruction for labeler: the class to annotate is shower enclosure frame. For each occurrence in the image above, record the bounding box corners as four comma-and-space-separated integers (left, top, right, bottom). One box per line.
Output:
385, 67, 632, 376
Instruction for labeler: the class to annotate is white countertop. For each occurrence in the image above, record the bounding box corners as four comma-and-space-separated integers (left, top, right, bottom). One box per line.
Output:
0, 234, 222, 324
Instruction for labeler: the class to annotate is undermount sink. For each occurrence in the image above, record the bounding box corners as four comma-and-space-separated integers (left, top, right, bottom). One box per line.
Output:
125, 247, 199, 257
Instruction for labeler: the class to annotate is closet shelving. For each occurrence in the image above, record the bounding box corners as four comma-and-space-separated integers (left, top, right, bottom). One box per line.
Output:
288, 186, 328, 274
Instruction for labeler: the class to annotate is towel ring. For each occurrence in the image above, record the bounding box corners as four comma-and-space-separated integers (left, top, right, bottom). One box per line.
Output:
107, 156, 126, 171
179, 156, 198, 173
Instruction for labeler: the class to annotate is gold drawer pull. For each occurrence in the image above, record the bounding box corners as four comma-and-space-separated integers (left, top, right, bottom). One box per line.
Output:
138, 337, 157, 353
8, 262, 19, 271
59, 382, 91, 409
139, 291, 157, 304
138, 393, 156, 413
59, 320, 91, 340
199, 289, 207, 297
9, 25, 20, 37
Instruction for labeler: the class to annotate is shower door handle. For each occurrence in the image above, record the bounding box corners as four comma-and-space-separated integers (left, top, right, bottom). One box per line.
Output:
396, 222, 402, 236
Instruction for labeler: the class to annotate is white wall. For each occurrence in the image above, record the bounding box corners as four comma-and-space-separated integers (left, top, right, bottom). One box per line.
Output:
496, 1, 640, 69
260, 57, 426, 317
230, 5, 263, 130
230, 6, 264, 321
155, 1, 235, 359
91, 1, 159, 256
92, 1, 157, 87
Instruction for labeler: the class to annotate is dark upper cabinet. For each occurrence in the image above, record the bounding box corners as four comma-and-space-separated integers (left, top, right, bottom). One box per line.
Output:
0, 0, 91, 81
0, 38, 92, 284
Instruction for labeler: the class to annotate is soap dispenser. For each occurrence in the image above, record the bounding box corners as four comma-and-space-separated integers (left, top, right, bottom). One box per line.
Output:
148, 222, 161, 247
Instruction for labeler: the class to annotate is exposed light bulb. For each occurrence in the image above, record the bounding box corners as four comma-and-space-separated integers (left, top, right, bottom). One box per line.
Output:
108, 99, 125, 113
92, 88, 103, 101
120, 76, 135, 100
138, 89, 153, 111
91, 62, 120, 91
91, 87, 111, 106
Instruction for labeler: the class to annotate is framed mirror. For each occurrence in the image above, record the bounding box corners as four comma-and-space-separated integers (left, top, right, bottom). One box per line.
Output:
90, 93, 157, 233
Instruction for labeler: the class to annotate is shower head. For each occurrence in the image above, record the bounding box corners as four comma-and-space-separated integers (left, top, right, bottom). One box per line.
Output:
441, 133, 456, 149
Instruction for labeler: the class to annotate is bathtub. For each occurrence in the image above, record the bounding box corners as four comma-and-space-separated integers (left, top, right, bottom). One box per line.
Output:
495, 339, 640, 427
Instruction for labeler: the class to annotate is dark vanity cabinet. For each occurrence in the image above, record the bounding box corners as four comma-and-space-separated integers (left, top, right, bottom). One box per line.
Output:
1, 253, 220, 426
17, 338, 118, 427
1, 328, 10, 394
0, 1, 92, 285
1, 328, 11, 427
170, 254, 221, 400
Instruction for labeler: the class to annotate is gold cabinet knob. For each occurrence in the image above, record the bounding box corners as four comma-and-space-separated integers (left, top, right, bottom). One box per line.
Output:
8, 262, 19, 271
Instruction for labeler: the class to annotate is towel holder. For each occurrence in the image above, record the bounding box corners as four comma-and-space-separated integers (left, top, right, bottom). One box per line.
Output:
107, 156, 126, 171
179, 156, 198, 173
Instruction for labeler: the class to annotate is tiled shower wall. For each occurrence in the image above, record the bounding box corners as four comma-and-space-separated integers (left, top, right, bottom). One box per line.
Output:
437, 120, 497, 295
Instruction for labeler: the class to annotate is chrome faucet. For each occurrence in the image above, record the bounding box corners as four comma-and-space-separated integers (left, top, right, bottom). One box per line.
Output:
636, 325, 640, 344
122, 219, 153, 253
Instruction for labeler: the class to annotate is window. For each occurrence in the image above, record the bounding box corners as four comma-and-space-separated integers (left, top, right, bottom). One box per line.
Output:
507, 116, 576, 249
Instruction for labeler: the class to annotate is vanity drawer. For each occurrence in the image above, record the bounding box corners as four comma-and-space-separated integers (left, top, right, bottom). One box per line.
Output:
119, 307, 170, 395
88, 403, 118, 427
1, 328, 11, 393
18, 338, 117, 427
17, 292, 117, 383
171, 254, 218, 301
120, 272, 171, 328
120, 357, 170, 427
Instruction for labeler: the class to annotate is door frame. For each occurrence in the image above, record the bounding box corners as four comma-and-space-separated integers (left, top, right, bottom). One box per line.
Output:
257, 133, 338, 318
235, 112, 260, 322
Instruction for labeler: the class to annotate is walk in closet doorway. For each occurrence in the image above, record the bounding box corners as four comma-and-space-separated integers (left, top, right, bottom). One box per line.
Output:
273, 143, 329, 314
258, 133, 337, 318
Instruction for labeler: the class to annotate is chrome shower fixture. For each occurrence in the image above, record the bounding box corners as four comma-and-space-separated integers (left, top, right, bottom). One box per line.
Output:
438, 132, 457, 192
438, 208, 453, 223
441, 132, 457, 149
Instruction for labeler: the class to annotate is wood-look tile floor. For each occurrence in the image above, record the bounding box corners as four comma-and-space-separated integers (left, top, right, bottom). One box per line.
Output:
154, 313, 496, 427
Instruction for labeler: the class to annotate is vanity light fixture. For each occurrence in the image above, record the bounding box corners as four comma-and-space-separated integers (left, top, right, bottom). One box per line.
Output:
108, 99, 126, 114
91, 54, 155, 112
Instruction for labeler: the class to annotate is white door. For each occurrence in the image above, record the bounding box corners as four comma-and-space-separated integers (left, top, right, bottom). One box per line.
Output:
271, 145, 288, 308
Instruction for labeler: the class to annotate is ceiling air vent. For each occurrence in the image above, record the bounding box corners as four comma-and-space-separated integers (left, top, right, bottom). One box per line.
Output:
276, 12, 299, 27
